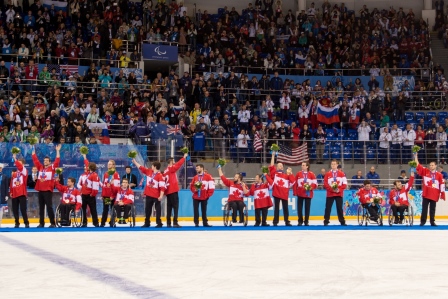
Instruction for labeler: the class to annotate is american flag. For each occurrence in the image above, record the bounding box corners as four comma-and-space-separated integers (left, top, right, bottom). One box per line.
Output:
46, 64, 79, 75
254, 131, 262, 152
277, 143, 309, 165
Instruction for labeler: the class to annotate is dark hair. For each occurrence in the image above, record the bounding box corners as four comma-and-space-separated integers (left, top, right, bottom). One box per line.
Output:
125, 166, 132, 170
89, 162, 97, 171
152, 161, 161, 170
196, 164, 204, 169
122, 177, 129, 183
68, 177, 76, 184
43, 156, 51, 161
363, 179, 371, 185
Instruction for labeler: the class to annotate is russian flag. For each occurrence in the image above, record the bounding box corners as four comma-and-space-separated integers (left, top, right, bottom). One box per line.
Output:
43, 0, 68, 13
100, 128, 110, 145
317, 101, 340, 125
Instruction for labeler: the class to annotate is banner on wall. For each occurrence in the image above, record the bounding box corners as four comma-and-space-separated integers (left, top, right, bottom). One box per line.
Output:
176, 189, 423, 218
142, 44, 178, 62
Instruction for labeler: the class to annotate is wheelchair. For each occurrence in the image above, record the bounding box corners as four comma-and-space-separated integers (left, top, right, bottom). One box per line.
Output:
223, 201, 248, 227
55, 204, 84, 228
110, 204, 136, 227
357, 203, 383, 226
388, 205, 414, 226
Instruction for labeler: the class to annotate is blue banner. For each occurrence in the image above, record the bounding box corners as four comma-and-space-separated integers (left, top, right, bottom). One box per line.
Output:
177, 189, 423, 218
142, 44, 178, 62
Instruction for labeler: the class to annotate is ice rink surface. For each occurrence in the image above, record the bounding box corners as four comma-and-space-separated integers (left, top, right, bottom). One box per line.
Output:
1, 221, 448, 299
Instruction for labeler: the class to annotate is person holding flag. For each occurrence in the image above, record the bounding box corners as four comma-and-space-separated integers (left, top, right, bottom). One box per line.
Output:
389, 171, 415, 224
249, 173, 274, 227
323, 159, 348, 226
133, 159, 166, 228
294, 162, 318, 226
269, 151, 295, 226
10, 154, 29, 228
163, 152, 188, 228
112, 178, 134, 224
32, 144, 62, 228
100, 160, 120, 227
190, 164, 215, 227
218, 166, 249, 224
415, 153, 445, 226
55, 177, 82, 226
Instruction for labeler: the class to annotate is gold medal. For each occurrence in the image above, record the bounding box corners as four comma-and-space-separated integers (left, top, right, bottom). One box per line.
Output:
432, 183, 437, 188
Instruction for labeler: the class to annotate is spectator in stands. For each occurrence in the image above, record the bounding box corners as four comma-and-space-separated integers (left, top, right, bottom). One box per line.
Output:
314, 124, 326, 164
366, 166, 380, 187
379, 127, 392, 162
402, 123, 416, 162
351, 170, 364, 190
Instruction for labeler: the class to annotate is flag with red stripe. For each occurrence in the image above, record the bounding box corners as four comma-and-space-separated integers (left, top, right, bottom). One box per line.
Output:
254, 131, 262, 152
277, 143, 309, 165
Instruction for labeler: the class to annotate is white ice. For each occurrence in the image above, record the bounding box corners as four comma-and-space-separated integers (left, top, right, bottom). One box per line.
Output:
1, 221, 448, 299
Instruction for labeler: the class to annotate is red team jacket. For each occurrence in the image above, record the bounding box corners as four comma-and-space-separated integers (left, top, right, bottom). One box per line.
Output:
220, 175, 246, 202
77, 159, 90, 189
139, 166, 166, 198
163, 157, 185, 195
324, 170, 347, 197
293, 171, 318, 199
10, 160, 28, 198
32, 154, 60, 192
190, 173, 215, 200
249, 175, 274, 209
80, 171, 100, 196
389, 176, 414, 206
101, 171, 121, 197
55, 181, 82, 210
357, 187, 380, 205
113, 187, 135, 205
416, 164, 446, 202
268, 165, 294, 200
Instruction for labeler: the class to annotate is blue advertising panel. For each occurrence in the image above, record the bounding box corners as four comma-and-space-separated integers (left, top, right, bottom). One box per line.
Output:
142, 44, 178, 62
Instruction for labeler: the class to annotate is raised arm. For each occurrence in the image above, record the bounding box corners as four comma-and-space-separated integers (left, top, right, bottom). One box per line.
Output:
270, 151, 275, 166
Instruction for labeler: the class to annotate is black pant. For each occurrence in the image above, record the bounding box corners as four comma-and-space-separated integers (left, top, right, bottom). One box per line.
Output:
297, 197, 311, 224
114, 204, 132, 219
82, 194, 99, 226
228, 201, 245, 222
324, 196, 346, 225
38, 191, 55, 225
193, 198, 209, 225
166, 192, 179, 225
362, 203, 379, 219
144, 196, 162, 225
12, 196, 29, 225
391, 205, 407, 220
421, 197, 437, 224
60, 203, 75, 223
255, 207, 268, 225
273, 197, 290, 225
101, 198, 115, 225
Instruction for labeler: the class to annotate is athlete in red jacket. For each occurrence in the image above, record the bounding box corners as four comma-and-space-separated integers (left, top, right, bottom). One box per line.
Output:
190, 164, 215, 227
32, 144, 61, 228
218, 166, 249, 223
269, 151, 294, 226
55, 177, 82, 226
357, 180, 381, 221
81, 162, 100, 227
100, 160, 120, 227
294, 162, 318, 226
323, 159, 348, 226
163, 152, 188, 228
112, 178, 135, 224
415, 154, 445, 226
249, 174, 274, 227
389, 172, 414, 224
10, 154, 28, 228
133, 159, 166, 228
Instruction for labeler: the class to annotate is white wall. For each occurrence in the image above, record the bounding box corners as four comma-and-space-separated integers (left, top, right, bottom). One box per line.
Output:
182, 0, 427, 18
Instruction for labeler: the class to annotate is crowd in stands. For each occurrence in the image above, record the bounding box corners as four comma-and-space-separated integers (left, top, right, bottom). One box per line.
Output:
1, 0, 448, 168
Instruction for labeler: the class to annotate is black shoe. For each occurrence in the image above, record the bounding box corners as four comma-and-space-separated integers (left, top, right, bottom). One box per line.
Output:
285, 223, 292, 226
25, 224, 30, 228
141, 224, 150, 228
431, 223, 438, 227
341, 223, 347, 226
203, 224, 213, 227
155, 224, 163, 228
100, 224, 105, 227
261, 223, 270, 227
394, 220, 399, 224
324, 222, 329, 226
81, 224, 87, 227
304, 223, 309, 226
37, 224, 44, 228
254, 223, 260, 227
273, 223, 278, 226
195, 224, 199, 227
49, 224, 56, 228
14, 224, 19, 228
420, 223, 425, 226
93, 224, 99, 227
239, 220, 245, 224
399, 219, 404, 224
298, 222, 303, 226
232, 219, 237, 223
173, 224, 182, 228
167, 224, 172, 228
